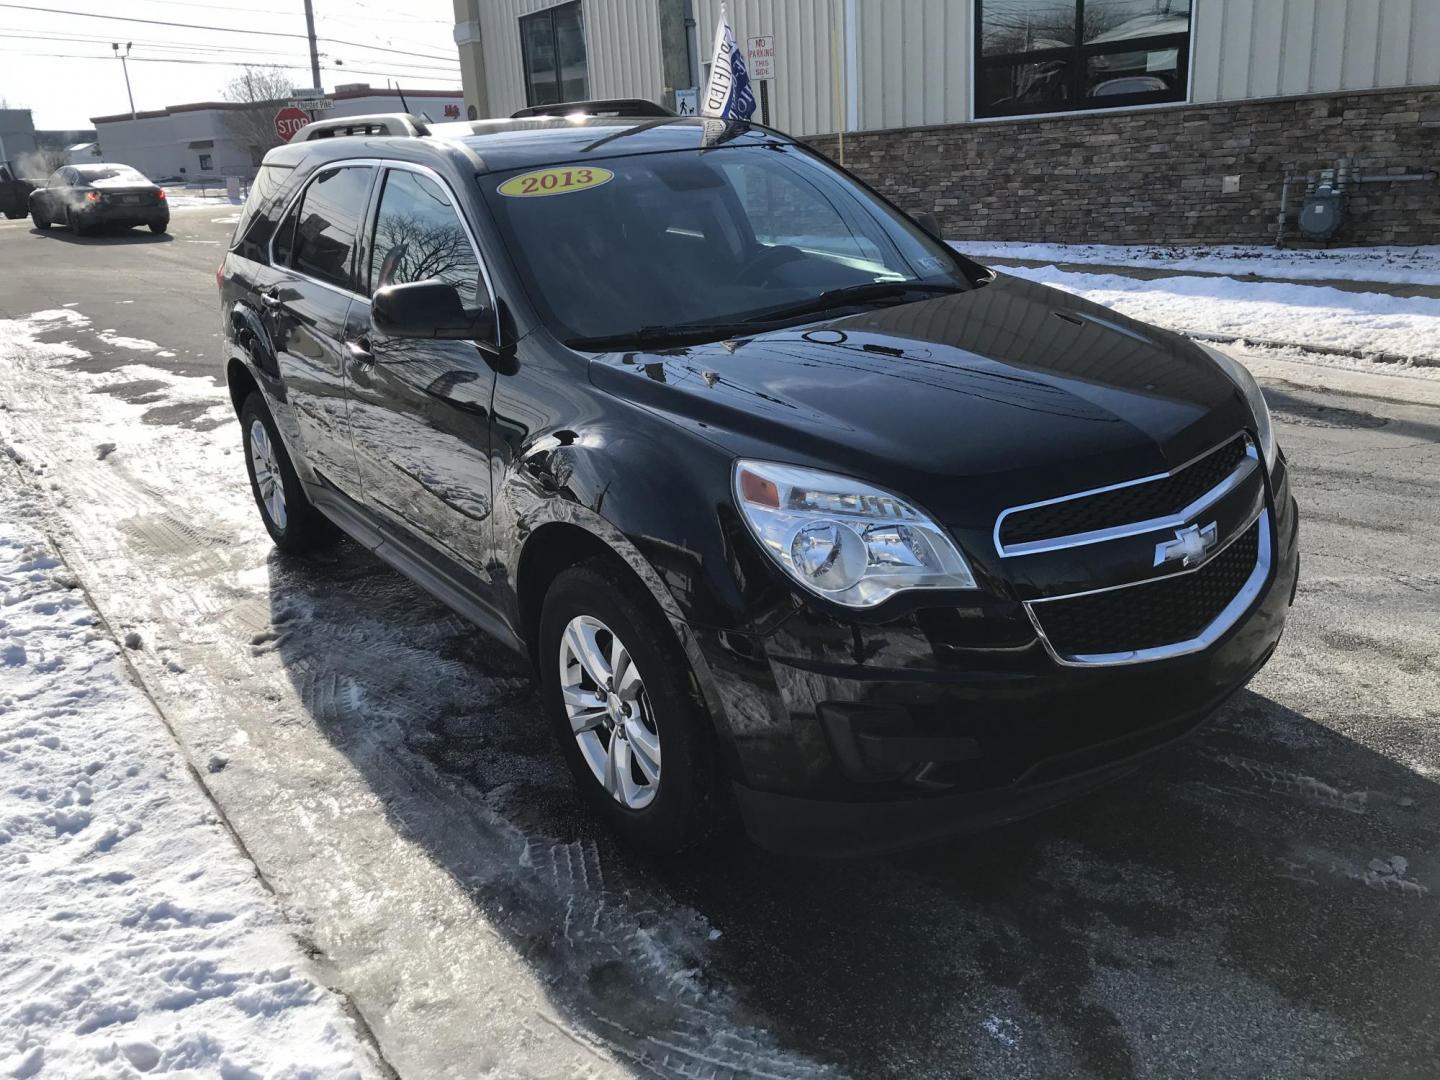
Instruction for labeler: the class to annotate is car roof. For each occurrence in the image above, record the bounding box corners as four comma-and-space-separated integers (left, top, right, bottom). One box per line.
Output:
263, 116, 791, 177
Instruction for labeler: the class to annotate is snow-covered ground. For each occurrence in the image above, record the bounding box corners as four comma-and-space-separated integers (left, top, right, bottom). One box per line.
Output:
951, 243, 1440, 368
958, 241, 1440, 287
0, 321, 375, 1077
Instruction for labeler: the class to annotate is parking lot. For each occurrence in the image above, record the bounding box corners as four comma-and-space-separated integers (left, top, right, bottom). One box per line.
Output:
2, 207, 1437, 1078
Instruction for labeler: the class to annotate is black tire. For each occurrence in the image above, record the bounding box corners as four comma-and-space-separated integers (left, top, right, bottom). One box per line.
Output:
239, 391, 337, 553
539, 560, 719, 854
31, 209, 49, 229
150, 222, 167, 234
4, 210, 24, 220
67, 210, 86, 236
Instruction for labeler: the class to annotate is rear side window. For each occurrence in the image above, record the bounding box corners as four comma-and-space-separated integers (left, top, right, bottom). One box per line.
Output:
231, 163, 295, 261
368, 168, 482, 308
275, 165, 374, 292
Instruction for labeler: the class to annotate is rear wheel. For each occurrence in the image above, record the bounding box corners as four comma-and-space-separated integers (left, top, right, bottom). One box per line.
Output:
239, 392, 336, 553
540, 561, 719, 853
150, 222, 167, 234
67, 210, 86, 236
4, 210, 24, 220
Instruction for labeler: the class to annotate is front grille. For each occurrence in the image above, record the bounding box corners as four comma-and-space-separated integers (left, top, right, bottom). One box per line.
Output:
1032, 517, 1262, 658
1000, 436, 1250, 548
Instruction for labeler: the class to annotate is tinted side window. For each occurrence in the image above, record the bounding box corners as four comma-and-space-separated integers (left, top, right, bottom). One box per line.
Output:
290, 165, 374, 291
273, 195, 300, 268
232, 163, 295, 262
368, 169, 482, 308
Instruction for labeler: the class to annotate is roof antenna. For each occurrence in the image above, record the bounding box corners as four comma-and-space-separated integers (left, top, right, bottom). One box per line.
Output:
391, 79, 412, 115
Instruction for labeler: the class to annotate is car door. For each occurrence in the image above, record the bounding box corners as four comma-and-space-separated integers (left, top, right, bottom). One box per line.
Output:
342, 163, 499, 577
260, 162, 375, 501
41, 169, 69, 217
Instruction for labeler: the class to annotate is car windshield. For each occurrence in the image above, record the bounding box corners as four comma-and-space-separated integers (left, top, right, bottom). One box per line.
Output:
480, 142, 978, 346
77, 166, 150, 185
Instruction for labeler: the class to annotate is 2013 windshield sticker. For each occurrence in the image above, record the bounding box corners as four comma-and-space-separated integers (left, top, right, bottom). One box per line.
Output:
498, 167, 614, 197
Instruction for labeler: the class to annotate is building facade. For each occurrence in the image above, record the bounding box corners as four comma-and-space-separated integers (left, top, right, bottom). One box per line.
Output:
91, 87, 465, 183
451, 0, 1440, 244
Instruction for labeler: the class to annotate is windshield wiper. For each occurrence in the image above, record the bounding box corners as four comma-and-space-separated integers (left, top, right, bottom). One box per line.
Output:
566, 322, 758, 351
741, 281, 965, 324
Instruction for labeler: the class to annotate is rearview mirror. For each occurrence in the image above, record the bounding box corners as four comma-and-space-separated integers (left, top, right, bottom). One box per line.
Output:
915, 211, 942, 237
372, 279, 496, 343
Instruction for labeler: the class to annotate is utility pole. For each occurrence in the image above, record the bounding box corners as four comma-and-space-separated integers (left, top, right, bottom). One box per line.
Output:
302, 0, 322, 91
112, 42, 136, 120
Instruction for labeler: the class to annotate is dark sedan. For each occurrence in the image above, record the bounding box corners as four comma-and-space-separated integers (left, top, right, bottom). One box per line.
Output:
30, 163, 169, 235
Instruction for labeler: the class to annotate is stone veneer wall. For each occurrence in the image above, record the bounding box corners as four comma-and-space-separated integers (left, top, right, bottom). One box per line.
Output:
807, 86, 1440, 246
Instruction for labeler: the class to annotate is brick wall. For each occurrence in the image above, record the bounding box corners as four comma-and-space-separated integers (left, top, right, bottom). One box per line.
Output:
808, 87, 1440, 246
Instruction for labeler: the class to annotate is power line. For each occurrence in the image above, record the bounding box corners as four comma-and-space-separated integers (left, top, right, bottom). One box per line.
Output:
0, 3, 461, 63
0, 47, 461, 83
3, 31, 463, 73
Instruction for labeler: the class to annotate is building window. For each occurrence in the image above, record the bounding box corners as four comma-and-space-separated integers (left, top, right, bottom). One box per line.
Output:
519, 1, 588, 107
199, 153, 213, 171
975, 0, 1191, 118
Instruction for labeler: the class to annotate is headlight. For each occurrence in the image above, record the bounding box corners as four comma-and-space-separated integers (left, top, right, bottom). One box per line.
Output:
1202, 344, 1278, 471
733, 460, 977, 608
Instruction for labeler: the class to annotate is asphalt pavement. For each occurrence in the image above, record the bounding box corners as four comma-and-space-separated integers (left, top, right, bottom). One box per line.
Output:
2, 208, 1437, 1078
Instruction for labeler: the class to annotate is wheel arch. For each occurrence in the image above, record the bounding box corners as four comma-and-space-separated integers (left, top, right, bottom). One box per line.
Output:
511, 512, 737, 754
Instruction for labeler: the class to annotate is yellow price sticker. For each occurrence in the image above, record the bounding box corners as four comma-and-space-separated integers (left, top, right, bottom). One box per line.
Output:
497, 166, 614, 198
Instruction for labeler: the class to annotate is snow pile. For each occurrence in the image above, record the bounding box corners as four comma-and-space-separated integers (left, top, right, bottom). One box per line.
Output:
0, 483, 371, 1077
990, 263, 1440, 366
958, 241, 1440, 287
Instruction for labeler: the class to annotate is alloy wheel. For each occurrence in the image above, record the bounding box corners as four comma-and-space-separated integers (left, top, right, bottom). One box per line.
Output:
558, 614, 661, 810
248, 419, 288, 530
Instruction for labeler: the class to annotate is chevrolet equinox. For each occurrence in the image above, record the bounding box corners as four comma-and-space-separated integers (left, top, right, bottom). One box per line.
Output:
218, 103, 1299, 855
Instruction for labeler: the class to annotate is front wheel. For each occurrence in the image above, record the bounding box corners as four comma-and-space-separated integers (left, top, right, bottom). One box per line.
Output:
540, 561, 719, 853
30, 209, 49, 229
4, 210, 24, 220
239, 392, 337, 553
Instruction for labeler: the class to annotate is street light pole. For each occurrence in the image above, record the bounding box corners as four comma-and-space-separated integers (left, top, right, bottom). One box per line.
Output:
112, 42, 136, 120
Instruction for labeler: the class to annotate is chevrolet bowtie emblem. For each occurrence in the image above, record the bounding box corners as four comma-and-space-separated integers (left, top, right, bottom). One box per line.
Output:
1155, 522, 1219, 568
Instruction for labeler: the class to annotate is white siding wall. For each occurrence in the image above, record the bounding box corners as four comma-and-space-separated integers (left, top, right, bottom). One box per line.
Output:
479, 0, 666, 117
690, 0, 846, 137
854, 0, 971, 131
470, 0, 1440, 136
1191, 0, 1440, 102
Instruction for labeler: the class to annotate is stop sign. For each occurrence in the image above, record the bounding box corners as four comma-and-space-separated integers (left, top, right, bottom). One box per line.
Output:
274, 106, 311, 142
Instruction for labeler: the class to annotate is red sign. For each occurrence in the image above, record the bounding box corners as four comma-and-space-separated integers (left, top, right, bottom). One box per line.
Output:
274, 106, 311, 142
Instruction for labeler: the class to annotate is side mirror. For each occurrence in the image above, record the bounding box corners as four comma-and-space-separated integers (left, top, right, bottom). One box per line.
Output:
372, 279, 496, 344
915, 211, 942, 237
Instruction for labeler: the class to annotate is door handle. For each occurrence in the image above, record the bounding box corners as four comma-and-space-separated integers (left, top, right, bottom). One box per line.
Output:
346, 337, 373, 363
260, 289, 282, 309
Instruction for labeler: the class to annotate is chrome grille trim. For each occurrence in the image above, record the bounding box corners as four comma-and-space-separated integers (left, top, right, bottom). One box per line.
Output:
1024, 507, 1272, 668
995, 436, 1259, 558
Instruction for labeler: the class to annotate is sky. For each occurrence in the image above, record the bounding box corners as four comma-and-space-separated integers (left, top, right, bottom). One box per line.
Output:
0, 0, 461, 130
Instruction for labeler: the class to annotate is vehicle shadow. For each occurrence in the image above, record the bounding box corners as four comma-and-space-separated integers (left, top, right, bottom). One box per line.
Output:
264, 545, 1438, 1077
30, 225, 173, 244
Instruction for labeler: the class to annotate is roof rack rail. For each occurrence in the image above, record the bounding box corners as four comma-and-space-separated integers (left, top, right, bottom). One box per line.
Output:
291, 113, 429, 142
510, 98, 674, 119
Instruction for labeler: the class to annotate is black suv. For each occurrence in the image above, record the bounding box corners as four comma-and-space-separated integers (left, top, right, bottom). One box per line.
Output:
219, 104, 1298, 855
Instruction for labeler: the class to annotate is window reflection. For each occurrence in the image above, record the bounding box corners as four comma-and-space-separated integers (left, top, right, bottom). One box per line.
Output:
369, 169, 481, 309
977, 0, 1191, 117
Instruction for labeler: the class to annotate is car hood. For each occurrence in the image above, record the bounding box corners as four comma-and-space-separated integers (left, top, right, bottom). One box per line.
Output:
587, 273, 1252, 530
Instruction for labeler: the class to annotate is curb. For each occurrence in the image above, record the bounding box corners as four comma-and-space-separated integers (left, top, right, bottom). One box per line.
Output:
1181, 329, 1438, 369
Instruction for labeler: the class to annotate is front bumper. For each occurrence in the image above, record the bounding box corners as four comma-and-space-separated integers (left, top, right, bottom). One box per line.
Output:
699, 487, 1300, 856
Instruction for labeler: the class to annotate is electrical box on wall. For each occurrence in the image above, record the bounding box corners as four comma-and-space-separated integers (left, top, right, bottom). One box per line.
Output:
1222, 175, 1241, 193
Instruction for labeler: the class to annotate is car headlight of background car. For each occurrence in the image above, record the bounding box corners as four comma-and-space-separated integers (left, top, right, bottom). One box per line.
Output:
1203, 344, 1279, 472
734, 460, 977, 608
